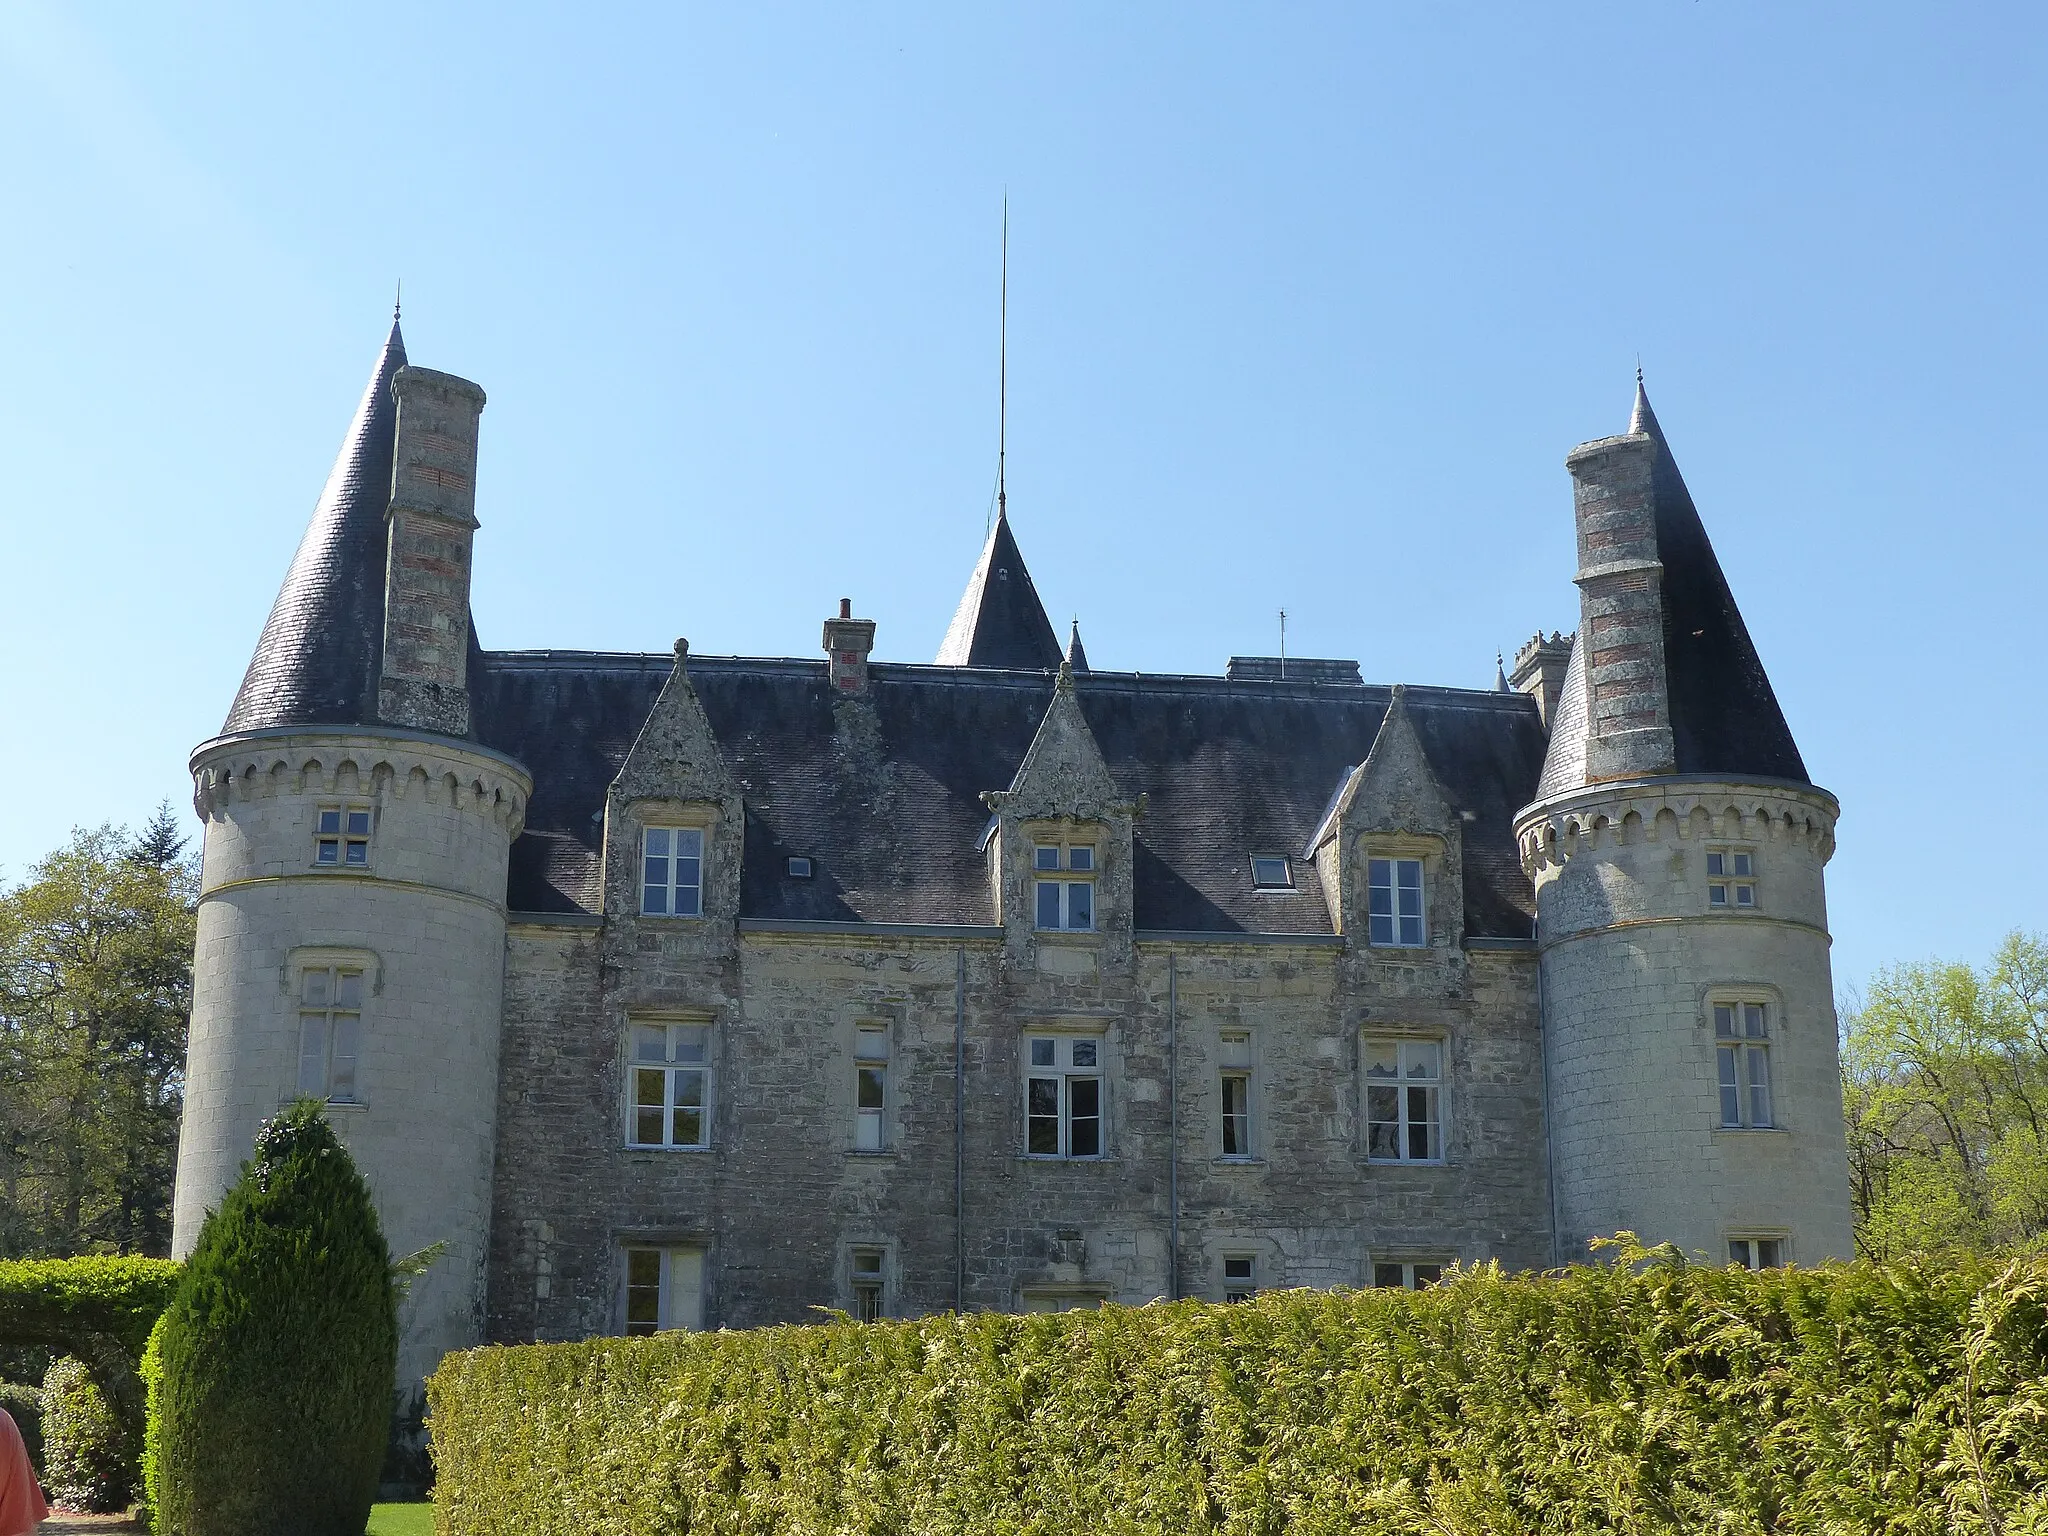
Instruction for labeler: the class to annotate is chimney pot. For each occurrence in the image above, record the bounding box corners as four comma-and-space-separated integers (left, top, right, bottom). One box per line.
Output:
840, 597, 852, 619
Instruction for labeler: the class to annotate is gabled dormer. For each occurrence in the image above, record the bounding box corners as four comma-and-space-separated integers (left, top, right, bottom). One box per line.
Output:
983, 663, 1141, 969
603, 640, 744, 938
1308, 685, 1465, 953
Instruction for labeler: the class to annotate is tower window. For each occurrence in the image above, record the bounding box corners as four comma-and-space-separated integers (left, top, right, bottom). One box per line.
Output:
1714, 1002, 1772, 1128
1366, 858, 1425, 947
315, 806, 372, 867
1727, 1235, 1785, 1270
1364, 1037, 1444, 1161
1707, 848, 1756, 909
622, 1245, 704, 1334
854, 1024, 889, 1151
1024, 1034, 1104, 1158
628, 1022, 712, 1148
1034, 843, 1096, 931
641, 826, 705, 916
1222, 1254, 1257, 1303
1219, 1029, 1254, 1158
296, 966, 363, 1102
851, 1248, 886, 1321
1250, 855, 1293, 890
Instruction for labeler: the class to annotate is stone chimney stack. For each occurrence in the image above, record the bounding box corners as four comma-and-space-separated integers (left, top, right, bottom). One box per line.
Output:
379, 366, 486, 736
1510, 631, 1574, 729
1565, 430, 1675, 782
823, 597, 877, 695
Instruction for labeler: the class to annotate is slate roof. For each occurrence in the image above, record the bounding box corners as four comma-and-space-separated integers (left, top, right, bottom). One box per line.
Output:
932, 511, 1063, 669
472, 654, 1548, 938
222, 320, 485, 736
1536, 381, 1811, 798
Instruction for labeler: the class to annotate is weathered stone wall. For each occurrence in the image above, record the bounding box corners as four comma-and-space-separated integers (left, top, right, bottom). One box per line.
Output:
483, 918, 1551, 1338
177, 729, 527, 1387
1518, 780, 1853, 1264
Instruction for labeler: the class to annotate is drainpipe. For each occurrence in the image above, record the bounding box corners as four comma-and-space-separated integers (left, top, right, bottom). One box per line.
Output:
1167, 949, 1179, 1301
1537, 925, 1561, 1268
954, 946, 967, 1309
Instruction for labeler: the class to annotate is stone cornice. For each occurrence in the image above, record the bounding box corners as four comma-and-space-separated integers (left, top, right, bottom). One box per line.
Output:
1514, 776, 1837, 880
190, 728, 530, 834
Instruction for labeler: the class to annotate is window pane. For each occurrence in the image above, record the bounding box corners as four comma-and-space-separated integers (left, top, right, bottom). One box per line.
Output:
1744, 1004, 1766, 1038
672, 874, 702, 917
854, 1282, 883, 1323
673, 1107, 703, 1146
1068, 1078, 1101, 1157
674, 1027, 708, 1064
344, 841, 369, 866
1714, 1005, 1735, 1038
1035, 845, 1061, 871
1718, 1046, 1741, 1126
1728, 1240, 1752, 1269
856, 1109, 883, 1151
329, 1015, 359, 1098
1036, 881, 1061, 929
857, 1067, 886, 1110
1224, 1256, 1254, 1280
316, 839, 340, 864
1733, 853, 1753, 877
1252, 857, 1288, 887
1372, 1264, 1405, 1288
1030, 1038, 1056, 1068
643, 880, 669, 915
1747, 1047, 1772, 1127
1028, 1076, 1060, 1117
318, 809, 342, 834
644, 828, 670, 858
1070, 1038, 1098, 1068
1067, 846, 1094, 872
1735, 885, 1755, 907
346, 810, 371, 835
1219, 1032, 1254, 1068
634, 1026, 668, 1063
1708, 884, 1728, 906
1027, 1077, 1061, 1154
855, 1028, 889, 1061
1412, 1264, 1443, 1287
676, 1068, 705, 1108
1755, 1238, 1781, 1268
1364, 1042, 1399, 1079
1707, 852, 1725, 876
1397, 860, 1422, 893
1068, 882, 1093, 930
334, 971, 362, 1009
302, 969, 330, 1007
1404, 1042, 1441, 1080
1398, 914, 1424, 946
1367, 883, 1393, 917
1368, 858, 1391, 889
298, 1016, 327, 1096
853, 1251, 884, 1276
673, 828, 703, 858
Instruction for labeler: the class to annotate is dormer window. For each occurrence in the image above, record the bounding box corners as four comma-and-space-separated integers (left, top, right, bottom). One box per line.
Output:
1034, 843, 1095, 931
1707, 849, 1756, 909
1367, 857, 1425, 947
642, 827, 704, 917
316, 806, 371, 867
1250, 855, 1293, 890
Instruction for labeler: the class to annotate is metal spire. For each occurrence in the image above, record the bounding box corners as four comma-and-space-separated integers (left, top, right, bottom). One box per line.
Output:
998, 195, 1008, 525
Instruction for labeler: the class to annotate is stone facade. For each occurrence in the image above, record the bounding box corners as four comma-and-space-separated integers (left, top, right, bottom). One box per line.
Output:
172, 322, 1856, 1391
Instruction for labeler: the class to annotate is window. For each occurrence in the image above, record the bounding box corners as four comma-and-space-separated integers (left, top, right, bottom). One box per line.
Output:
315, 805, 372, 867
1372, 1261, 1445, 1290
1728, 1236, 1784, 1270
297, 966, 363, 1102
851, 1248, 886, 1322
1715, 1002, 1772, 1128
1222, 1254, 1257, 1303
622, 1246, 704, 1334
1034, 843, 1096, 931
1020, 1288, 1108, 1313
641, 826, 704, 916
786, 856, 814, 879
1219, 1030, 1254, 1158
1367, 857, 1425, 947
1365, 1037, 1444, 1162
1707, 848, 1756, 909
854, 1025, 889, 1151
1250, 855, 1293, 890
1025, 1035, 1104, 1158
629, 1022, 711, 1148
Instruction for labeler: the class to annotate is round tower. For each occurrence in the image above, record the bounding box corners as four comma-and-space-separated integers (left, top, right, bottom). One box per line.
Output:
1513, 382, 1854, 1267
172, 321, 530, 1390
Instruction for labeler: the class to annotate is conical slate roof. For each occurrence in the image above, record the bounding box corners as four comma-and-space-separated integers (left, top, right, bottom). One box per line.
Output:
1537, 381, 1809, 796
933, 511, 1062, 669
222, 319, 409, 735
1065, 619, 1091, 672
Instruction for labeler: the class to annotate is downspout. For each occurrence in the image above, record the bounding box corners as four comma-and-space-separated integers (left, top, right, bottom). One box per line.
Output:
1537, 921, 1561, 1268
954, 945, 967, 1309
1167, 949, 1179, 1301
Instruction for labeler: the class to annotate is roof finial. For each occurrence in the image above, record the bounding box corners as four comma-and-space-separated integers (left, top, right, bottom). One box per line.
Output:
394, 279, 402, 323
1495, 651, 1511, 692
996, 193, 1008, 531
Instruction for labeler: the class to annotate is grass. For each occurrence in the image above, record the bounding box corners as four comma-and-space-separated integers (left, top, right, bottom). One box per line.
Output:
367, 1503, 435, 1536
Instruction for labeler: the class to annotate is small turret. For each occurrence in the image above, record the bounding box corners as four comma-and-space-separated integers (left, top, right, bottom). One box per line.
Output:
934, 510, 1062, 669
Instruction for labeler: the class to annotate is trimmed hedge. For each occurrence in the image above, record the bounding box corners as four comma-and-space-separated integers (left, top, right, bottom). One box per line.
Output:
428, 1249, 2048, 1535
42, 1354, 131, 1511
0, 1255, 179, 1466
148, 1100, 397, 1536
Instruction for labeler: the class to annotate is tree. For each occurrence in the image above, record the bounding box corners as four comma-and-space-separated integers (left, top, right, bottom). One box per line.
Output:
1842, 931, 2048, 1259
148, 1101, 396, 1536
0, 811, 197, 1258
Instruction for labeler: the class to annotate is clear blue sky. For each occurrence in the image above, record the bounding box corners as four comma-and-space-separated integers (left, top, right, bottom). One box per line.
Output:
2, 3, 2041, 997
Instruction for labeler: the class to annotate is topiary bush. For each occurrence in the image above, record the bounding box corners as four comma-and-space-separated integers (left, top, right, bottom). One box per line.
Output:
147, 1099, 397, 1536
0, 1381, 44, 1477
40, 1355, 132, 1512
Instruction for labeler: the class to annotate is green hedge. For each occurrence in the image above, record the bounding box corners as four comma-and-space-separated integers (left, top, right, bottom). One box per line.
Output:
428, 1249, 2048, 1535
42, 1354, 132, 1511
0, 1381, 43, 1475
0, 1255, 180, 1468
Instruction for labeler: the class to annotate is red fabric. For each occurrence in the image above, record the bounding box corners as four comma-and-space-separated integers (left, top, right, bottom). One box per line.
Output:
0, 1407, 47, 1536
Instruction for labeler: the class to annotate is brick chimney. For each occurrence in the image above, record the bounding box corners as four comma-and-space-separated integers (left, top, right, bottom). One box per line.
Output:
823, 598, 877, 695
1565, 431, 1675, 781
1510, 631, 1574, 729
379, 366, 486, 736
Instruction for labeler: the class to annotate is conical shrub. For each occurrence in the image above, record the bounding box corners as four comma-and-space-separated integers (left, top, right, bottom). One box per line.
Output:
147, 1100, 395, 1536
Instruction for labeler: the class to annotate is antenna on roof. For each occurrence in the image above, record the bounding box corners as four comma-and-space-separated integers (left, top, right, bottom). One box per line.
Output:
1278, 608, 1288, 681
394, 279, 402, 323
994, 193, 1009, 537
